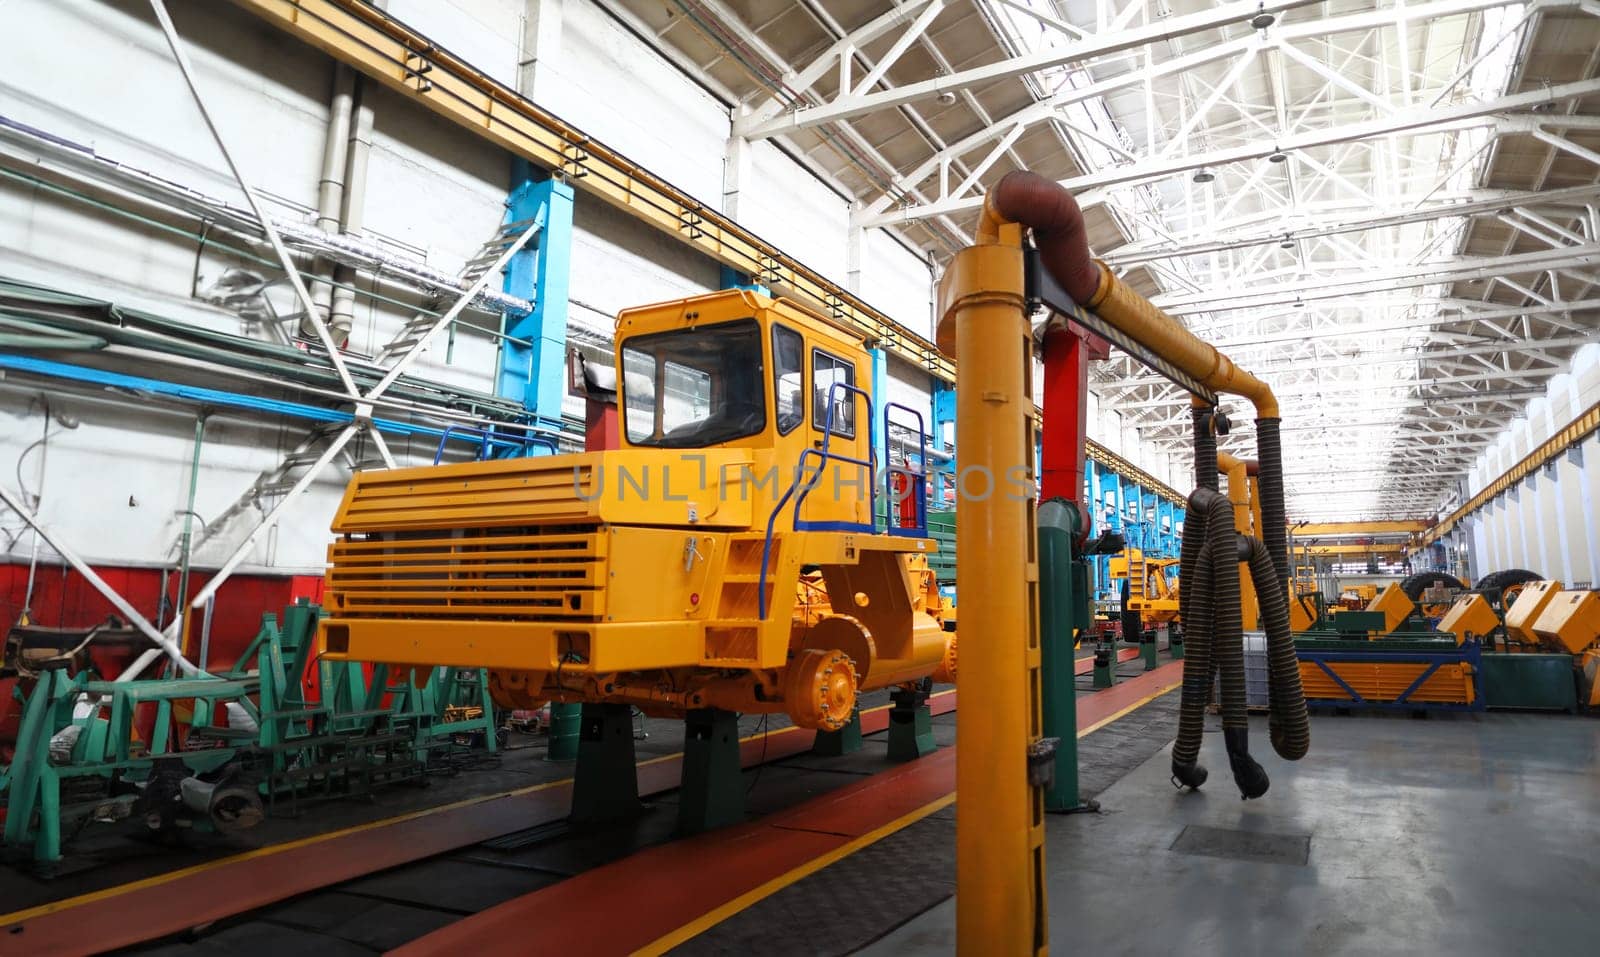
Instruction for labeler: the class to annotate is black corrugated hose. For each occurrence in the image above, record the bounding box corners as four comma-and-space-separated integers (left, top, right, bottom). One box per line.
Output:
1257, 418, 1289, 593
1193, 405, 1218, 491
1171, 407, 1215, 786
1201, 488, 1268, 799
1171, 486, 1212, 789
1242, 535, 1311, 761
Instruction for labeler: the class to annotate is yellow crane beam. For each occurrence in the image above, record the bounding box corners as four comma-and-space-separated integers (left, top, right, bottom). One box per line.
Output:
1296, 543, 1407, 557
1293, 520, 1428, 537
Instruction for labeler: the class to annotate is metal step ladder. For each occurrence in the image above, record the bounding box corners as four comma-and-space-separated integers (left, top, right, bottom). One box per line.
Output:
374, 217, 541, 364
183, 425, 374, 555
1128, 549, 1148, 601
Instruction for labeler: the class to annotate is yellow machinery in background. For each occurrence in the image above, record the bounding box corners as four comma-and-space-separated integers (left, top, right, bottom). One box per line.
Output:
1505, 580, 1565, 647
1528, 585, 1600, 706
1337, 584, 1379, 609
318, 288, 954, 733
1108, 549, 1179, 626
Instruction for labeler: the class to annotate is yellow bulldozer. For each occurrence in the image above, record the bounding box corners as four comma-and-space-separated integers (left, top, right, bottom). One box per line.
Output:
315, 288, 954, 732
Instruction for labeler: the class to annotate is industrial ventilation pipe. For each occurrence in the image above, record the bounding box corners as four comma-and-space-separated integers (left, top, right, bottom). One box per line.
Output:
984, 171, 1309, 797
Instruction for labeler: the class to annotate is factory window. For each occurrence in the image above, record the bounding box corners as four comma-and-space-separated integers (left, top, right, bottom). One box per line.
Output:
812, 348, 856, 440
773, 325, 805, 435
621, 318, 766, 448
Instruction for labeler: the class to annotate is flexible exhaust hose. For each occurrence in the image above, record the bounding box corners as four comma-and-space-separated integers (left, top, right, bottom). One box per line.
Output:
1242, 535, 1310, 761
1193, 405, 1218, 492
1201, 488, 1267, 799
1257, 418, 1289, 595
1171, 499, 1213, 789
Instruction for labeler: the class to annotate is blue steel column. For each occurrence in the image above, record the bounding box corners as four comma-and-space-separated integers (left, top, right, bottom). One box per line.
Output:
498, 160, 576, 760
1085, 458, 1102, 598
497, 159, 574, 433
931, 382, 954, 505
1157, 499, 1175, 558
1128, 480, 1145, 553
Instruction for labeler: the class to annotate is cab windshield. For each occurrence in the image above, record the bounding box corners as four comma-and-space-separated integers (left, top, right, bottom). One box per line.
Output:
621, 318, 767, 448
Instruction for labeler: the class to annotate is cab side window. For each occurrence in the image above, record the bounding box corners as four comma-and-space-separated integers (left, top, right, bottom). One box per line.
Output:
812, 348, 856, 439
773, 325, 805, 435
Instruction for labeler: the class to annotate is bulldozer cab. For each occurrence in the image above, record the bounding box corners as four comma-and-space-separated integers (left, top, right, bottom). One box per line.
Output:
614, 289, 888, 531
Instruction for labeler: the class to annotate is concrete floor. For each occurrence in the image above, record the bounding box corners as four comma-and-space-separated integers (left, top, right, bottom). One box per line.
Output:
866, 711, 1600, 956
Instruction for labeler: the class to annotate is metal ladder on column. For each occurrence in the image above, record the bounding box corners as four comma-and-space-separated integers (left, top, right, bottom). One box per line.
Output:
375, 217, 542, 364
182, 425, 378, 555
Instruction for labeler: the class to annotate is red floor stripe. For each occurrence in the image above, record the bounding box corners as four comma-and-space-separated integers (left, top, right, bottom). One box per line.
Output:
396, 661, 1185, 957
0, 692, 955, 956
3, 652, 1155, 955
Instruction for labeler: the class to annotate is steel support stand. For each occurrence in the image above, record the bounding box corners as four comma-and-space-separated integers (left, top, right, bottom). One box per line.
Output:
568, 704, 641, 826
1170, 629, 1186, 660
887, 683, 937, 761
677, 708, 745, 834
545, 702, 581, 761
811, 706, 863, 756
1040, 499, 1094, 813
1141, 628, 1161, 671
1093, 641, 1117, 689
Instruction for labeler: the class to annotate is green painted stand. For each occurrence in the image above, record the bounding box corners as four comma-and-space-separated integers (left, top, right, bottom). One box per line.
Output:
569, 703, 642, 826
887, 685, 937, 761
546, 702, 581, 761
812, 706, 863, 755
1039, 499, 1094, 812
678, 708, 745, 834
1093, 642, 1117, 689
1170, 630, 1185, 660
1141, 631, 1161, 671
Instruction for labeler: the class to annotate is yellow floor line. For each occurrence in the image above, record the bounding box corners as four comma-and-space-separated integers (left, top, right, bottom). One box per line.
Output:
1078, 681, 1183, 737
635, 681, 1179, 952
0, 691, 955, 928
632, 793, 958, 957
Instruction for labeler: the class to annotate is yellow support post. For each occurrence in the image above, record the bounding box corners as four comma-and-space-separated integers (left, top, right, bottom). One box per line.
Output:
1218, 453, 1256, 631
936, 221, 1047, 954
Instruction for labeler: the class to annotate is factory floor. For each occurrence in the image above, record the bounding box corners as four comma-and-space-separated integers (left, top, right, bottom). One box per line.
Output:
864, 710, 1600, 956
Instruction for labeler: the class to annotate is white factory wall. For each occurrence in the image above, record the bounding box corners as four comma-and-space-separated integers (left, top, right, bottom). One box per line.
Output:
0, 0, 1181, 578
1453, 343, 1600, 588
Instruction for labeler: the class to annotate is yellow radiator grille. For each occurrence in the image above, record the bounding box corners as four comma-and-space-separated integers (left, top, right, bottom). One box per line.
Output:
326, 525, 607, 622
334, 462, 599, 532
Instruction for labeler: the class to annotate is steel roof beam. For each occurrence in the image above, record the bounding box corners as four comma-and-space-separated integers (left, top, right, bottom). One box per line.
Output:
866, 74, 1600, 226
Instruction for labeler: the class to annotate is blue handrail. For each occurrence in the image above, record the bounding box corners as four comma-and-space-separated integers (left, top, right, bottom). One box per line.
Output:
433, 425, 560, 464
757, 382, 876, 619
882, 402, 928, 538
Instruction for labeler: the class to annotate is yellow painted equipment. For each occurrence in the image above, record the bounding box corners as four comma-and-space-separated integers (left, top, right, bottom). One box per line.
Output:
319, 288, 953, 732
1108, 549, 1180, 625
936, 211, 1047, 954
1337, 584, 1379, 609
1297, 658, 1477, 706
1217, 452, 1258, 631
1436, 593, 1500, 645
1505, 580, 1564, 647
1531, 589, 1600, 656
1582, 649, 1600, 708
1365, 583, 1417, 636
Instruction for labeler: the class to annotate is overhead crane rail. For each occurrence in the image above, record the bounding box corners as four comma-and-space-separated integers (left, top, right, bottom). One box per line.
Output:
231, 0, 952, 379
1417, 398, 1600, 552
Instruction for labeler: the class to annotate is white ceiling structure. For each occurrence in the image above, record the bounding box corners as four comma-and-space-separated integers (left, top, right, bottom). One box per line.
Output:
610, 0, 1600, 522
